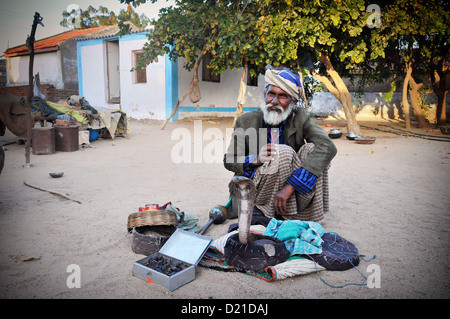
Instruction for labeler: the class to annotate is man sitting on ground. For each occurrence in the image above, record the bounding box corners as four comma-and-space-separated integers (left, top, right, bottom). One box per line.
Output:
224, 67, 337, 223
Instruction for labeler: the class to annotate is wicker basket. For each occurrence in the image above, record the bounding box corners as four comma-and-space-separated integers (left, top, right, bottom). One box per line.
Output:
127, 210, 178, 233
131, 225, 177, 255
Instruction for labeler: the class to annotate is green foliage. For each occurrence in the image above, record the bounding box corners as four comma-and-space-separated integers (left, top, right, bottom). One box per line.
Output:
382, 80, 397, 104
257, 0, 370, 72
369, 0, 449, 79
135, 0, 375, 78
125, 0, 448, 123
60, 5, 150, 30
116, 20, 132, 36
301, 74, 324, 107
137, 1, 267, 75
138, 1, 211, 71
365, 0, 449, 124
119, 0, 155, 6
418, 85, 431, 118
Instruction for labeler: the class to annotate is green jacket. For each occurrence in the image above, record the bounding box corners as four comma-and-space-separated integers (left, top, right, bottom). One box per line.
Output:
223, 108, 337, 177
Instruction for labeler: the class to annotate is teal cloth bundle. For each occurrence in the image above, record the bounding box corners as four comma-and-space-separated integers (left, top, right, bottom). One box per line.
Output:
263, 218, 324, 256
163, 203, 199, 232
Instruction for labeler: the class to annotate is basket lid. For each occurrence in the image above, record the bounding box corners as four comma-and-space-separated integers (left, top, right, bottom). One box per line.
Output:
160, 229, 212, 266
127, 210, 178, 232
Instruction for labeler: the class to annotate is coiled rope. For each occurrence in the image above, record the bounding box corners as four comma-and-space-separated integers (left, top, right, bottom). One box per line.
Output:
305, 232, 377, 289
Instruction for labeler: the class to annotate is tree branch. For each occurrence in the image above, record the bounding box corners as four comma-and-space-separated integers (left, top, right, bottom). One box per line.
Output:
311, 70, 339, 99
160, 51, 204, 130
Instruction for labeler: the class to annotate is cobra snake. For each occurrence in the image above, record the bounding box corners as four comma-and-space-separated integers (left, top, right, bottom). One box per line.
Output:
229, 176, 257, 245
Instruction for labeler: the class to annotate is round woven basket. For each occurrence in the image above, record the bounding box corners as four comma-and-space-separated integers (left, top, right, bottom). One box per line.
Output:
131, 225, 177, 255
127, 210, 178, 233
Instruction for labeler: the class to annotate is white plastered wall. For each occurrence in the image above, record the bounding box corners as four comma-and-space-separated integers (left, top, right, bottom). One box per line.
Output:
118, 38, 166, 120
79, 36, 167, 120
79, 42, 108, 107
177, 58, 266, 110
7, 51, 63, 89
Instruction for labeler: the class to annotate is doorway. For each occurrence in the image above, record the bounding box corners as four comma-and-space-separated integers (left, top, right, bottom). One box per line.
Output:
106, 40, 120, 104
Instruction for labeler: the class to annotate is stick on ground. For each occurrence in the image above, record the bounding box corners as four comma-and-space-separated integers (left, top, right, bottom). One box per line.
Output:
24, 181, 81, 204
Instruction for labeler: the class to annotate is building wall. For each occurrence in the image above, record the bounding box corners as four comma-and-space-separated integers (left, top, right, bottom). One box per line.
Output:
6, 51, 63, 89
176, 58, 265, 118
60, 38, 79, 90
78, 41, 108, 107
0, 83, 57, 99
77, 33, 170, 120
310, 91, 449, 123
118, 36, 167, 119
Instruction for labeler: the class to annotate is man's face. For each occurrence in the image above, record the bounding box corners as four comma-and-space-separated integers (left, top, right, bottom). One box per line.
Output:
261, 85, 294, 125
264, 85, 292, 112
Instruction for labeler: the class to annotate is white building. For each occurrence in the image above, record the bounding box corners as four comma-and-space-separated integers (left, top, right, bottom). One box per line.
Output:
3, 26, 110, 94
76, 27, 266, 122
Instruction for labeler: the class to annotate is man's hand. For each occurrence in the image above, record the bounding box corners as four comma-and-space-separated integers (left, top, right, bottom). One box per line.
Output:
274, 183, 295, 215
252, 144, 277, 167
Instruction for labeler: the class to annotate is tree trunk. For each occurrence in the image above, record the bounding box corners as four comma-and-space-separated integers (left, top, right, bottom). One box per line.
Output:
430, 60, 448, 126
311, 52, 360, 135
25, 30, 35, 165
436, 90, 448, 125
232, 63, 248, 127
296, 61, 308, 111
402, 62, 412, 130
24, 12, 43, 166
408, 75, 427, 128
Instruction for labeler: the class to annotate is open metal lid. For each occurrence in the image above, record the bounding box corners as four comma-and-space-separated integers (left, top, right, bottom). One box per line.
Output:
160, 229, 212, 266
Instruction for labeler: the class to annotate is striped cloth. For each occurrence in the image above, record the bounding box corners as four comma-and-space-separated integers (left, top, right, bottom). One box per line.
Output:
251, 143, 330, 222
265, 69, 302, 101
286, 167, 317, 194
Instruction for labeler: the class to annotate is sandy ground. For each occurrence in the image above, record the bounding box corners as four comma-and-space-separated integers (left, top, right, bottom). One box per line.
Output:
0, 116, 449, 300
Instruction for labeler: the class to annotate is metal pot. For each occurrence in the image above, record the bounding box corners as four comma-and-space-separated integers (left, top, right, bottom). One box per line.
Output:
346, 132, 358, 140
328, 129, 342, 139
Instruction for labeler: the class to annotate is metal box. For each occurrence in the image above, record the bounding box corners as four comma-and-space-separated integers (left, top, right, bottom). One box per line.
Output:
32, 127, 55, 155
132, 229, 212, 291
55, 125, 79, 152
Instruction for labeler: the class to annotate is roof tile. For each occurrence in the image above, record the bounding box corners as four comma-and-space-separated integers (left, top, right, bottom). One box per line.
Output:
4, 25, 111, 57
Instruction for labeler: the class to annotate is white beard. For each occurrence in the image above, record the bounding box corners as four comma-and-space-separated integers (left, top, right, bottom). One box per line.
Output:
260, 102, 294, 125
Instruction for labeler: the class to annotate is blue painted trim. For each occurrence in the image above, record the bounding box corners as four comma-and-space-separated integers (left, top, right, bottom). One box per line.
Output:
76, 32, 148, 97
76, 41, 83, 96
76, 39, 105, 96
76, 32, 148, 45
119, 32, 148, 41
77, 38, 105, 47
178, 106, 259, 112
165, 55, 178, 121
